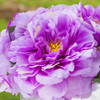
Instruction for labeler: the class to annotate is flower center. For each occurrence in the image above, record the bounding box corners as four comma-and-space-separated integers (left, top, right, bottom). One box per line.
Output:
49, 41, 60, 52
35, 25, 40, 37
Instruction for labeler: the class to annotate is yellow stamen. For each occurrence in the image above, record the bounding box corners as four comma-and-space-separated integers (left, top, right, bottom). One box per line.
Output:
91, 17, 100, 24
93, 19, 100, 24
35, 25, 40, 37
47, 11, 54, 15
49, 41, 60, 52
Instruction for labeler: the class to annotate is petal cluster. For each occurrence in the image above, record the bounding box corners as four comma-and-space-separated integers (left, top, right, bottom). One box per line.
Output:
0, 4, 100, 100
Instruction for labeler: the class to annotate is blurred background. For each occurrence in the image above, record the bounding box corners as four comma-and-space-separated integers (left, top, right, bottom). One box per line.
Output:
0, 0, 100, 100
0, 0, 100, 32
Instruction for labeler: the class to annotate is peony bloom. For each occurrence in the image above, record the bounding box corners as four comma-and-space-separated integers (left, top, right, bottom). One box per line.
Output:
0, 4, 100, 100
77, 3, 100, 47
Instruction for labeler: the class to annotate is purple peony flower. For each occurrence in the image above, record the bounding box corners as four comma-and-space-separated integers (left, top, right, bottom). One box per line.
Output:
77, 3, 100, 47
0, 4, 100, 100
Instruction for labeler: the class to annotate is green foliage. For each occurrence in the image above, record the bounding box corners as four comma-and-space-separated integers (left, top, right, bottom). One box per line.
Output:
0, 92, 20, 100
14, 0, 100, 7
0, 0, 3, 5
0, 19, 8, 32
94, 79, 100, 83
0, 0, 100, 7
8, 26, 16, 41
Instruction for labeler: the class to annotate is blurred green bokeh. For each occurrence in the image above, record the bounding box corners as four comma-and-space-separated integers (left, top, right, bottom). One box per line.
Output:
1, 0, 100, 8
0, 19, 8, 32
0, 0, 100, 100
0, 92, 20, 100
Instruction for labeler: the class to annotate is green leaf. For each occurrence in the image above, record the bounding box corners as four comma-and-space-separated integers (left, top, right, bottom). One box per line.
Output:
95, 72, 100, 79
8, 26, 16, 41
93, 78, 100, 83
93, 72, 100, 83
10, 61, 16, 67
